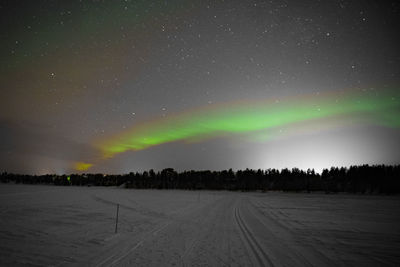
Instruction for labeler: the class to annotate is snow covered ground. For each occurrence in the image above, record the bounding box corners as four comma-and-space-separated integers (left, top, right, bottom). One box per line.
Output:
0, 184, 399, 266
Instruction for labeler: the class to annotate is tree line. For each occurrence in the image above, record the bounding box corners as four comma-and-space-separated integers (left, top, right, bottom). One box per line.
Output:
1, 165, 399, 194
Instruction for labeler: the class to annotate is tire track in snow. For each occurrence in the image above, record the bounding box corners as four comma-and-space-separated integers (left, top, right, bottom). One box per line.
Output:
249, 198, 333, 266
180, 235, 200, 267
94, 198, 200, 267
234, 203, 274, 267
92, 195, 168, 219
179, 197, 226, 266
94, 219, 174, 267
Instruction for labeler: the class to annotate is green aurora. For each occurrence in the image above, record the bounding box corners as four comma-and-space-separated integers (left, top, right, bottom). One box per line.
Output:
79, 89, 400, 171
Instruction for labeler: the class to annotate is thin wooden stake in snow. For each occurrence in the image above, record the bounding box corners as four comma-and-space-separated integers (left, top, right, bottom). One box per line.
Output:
115, 204, 119, 234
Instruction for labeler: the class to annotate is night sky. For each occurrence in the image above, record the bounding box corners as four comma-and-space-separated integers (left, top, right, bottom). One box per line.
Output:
1, 0, 399, 174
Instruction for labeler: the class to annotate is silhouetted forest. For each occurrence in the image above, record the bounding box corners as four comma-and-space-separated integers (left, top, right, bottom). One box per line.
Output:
1, 165, 399, 194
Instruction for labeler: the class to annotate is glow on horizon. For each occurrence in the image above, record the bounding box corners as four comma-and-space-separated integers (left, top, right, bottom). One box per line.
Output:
75, 162, 93, 171
76, 89, 400, 171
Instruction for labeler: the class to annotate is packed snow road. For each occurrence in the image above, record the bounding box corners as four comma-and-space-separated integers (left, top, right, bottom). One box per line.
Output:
0, 184, 399, 266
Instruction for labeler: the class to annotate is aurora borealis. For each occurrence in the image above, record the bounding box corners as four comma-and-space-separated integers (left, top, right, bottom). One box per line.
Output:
1, 1, 400, 174
96, 90, 399, 160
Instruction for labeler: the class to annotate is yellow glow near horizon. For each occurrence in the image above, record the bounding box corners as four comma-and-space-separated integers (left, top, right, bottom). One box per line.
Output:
75, 162, 93, 171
